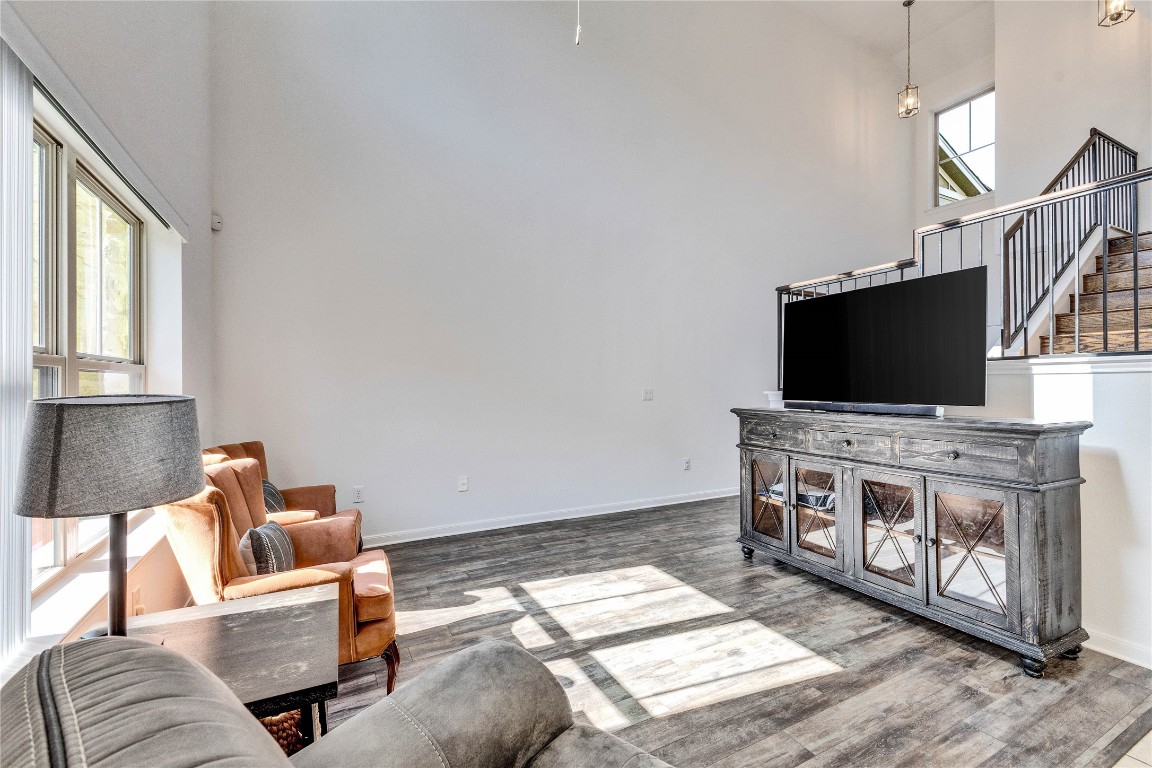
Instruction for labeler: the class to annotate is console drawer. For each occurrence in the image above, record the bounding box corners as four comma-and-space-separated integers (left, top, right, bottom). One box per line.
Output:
810, 430, 894, 463
743, 421, 807, 451
898, 437, 1019, 480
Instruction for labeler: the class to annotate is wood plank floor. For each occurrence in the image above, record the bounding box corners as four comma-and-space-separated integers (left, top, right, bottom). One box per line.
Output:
331, 497, 1152, 768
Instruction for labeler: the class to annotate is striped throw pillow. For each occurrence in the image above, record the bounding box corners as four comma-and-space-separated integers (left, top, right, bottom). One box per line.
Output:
246, 521, 296, 574
262, 479, 287, 514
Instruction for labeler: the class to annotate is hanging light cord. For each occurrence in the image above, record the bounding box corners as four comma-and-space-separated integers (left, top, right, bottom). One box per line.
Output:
905, 0, 913, 84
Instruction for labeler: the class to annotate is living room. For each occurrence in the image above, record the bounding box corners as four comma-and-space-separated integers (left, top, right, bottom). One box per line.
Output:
1, 1, 1150, 767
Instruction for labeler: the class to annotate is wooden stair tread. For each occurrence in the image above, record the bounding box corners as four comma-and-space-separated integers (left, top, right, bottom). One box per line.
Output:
1055, 306, 1152, 332
1082, 266, 1152, 293
1040, 329, 1152, 354
1107, 231, 1152, 254
1070, 285, 1152, 312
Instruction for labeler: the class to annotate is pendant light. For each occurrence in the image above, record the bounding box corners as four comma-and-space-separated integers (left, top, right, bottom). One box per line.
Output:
1098, 0, 1134, 27
898, 0, 919, 118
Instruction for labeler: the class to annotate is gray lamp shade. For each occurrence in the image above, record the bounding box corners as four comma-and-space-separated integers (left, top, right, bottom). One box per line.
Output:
14, 395, 204, 519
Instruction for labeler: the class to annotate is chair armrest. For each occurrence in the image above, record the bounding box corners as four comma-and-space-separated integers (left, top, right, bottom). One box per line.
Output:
267, 509, 321, 526
281, 484, 337, 517
291, 641, 573, 768
223, 563, 352, 600
283, 516, 360, 567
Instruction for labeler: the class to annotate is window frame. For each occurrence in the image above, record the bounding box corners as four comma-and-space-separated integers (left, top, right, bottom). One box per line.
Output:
934, 86, 996, 209
30, 118, 148, 595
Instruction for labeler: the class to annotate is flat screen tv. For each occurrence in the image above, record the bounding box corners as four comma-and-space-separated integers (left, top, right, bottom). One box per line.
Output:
782, 266, 987, 411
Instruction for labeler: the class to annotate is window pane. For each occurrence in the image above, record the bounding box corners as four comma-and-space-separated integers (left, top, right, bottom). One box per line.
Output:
77, 517, 110, 553
32, 365, 61, 399
970, 92, 995, 150
31, 519, 60, 585
32, 140, 47, 350
938, 102, 970, 156
78, 369, 140, 395
76, 179, 134, 360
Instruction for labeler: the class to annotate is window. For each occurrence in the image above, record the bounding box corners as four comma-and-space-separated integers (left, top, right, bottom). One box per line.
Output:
936, 90, 995, 206
30, 121, 146, 589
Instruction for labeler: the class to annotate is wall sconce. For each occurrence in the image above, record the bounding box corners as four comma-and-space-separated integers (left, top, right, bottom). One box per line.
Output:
1099, 0, 1134, 26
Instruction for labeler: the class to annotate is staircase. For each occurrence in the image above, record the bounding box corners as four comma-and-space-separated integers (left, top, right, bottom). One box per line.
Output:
1041, 231, 1152, 353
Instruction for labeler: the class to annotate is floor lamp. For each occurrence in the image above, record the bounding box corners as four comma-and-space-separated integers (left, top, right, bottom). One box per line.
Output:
13, 395, 203, 636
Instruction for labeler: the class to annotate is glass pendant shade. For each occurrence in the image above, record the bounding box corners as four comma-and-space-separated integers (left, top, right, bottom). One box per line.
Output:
1099, 0, 1134, 26
899, 84, 920, 118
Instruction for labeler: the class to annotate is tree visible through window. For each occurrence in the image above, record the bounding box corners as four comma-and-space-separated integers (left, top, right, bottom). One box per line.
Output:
937, 90, 995, 206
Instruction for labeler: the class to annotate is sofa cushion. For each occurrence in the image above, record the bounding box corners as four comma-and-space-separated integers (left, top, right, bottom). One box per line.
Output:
351, 550, 394, 622
248, 521, 296, 574
529, 724, 675, 768
0, 637, 291, 768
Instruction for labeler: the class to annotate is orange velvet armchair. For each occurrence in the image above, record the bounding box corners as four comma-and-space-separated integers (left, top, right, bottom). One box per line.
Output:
201, 440, 362, 530
159, 458, 398, 688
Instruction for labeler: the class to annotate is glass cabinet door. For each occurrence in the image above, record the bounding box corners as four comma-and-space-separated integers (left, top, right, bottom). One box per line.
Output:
747, 452, 789, 551
855, 469, 924, 600
926, 480, 1019, 632
792, 461, 841, 569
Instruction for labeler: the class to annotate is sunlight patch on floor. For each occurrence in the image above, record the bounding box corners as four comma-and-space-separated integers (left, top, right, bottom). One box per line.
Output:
521, 566, 733, 640
396, 587, 524, 635
545, 657, 631, 731
511, 613, 556, 648
591, 619, 841, 718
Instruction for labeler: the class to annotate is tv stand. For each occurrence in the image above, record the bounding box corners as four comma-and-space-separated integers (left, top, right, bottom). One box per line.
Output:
733, 407, 1091, 677
784, 400, 943, 418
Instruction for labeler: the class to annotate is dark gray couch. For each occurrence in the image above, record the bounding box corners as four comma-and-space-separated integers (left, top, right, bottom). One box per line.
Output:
1, 636, 672, 768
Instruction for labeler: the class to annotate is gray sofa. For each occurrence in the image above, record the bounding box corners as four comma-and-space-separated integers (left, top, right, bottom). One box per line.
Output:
1, 636, 672, 768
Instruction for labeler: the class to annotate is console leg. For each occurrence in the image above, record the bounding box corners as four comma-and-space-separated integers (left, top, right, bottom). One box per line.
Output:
741, 545, 755, 560
1020, 656, 1047, 678
1060, 644, 1083, 661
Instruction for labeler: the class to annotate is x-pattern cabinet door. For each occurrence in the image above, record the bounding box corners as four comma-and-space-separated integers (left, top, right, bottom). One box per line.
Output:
745, 451, 790, 553
927, 479, 1021, 633
854, 468, 925, 601
791, 459, 843, 570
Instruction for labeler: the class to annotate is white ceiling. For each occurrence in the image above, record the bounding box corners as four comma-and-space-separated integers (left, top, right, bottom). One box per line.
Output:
789, 0, 994, 59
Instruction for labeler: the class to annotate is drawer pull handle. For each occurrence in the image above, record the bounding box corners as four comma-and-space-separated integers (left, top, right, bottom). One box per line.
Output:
946, 451, 960, 461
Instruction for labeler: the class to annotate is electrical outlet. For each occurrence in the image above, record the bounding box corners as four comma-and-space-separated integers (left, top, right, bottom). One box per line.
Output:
683, 458, 691, 471
458, 475, 469, 492
642, 388, 654, 401
353, 486, 365, 504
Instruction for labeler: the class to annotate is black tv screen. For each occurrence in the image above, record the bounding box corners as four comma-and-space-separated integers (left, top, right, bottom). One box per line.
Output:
782, 266, 987, 407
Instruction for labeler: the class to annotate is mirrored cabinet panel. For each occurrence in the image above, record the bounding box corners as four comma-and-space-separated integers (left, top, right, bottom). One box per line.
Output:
855, 469, 923, 599
793, 462, 840, 567
749, 453, 788, 550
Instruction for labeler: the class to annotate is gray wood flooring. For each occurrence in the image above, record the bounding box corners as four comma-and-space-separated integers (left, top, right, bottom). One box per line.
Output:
331, 497, 1152, 767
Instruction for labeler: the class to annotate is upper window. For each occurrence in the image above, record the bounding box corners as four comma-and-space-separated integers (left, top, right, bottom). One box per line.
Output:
936, 90, 995, 207
31, 121, 146, 588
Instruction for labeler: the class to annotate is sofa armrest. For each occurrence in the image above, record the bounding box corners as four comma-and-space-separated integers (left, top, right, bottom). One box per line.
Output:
267, 509, 321, 526
223, 563, 351, 600
291, 641, 573, 768
281, 484, 337, 517
282, 516, 360, 567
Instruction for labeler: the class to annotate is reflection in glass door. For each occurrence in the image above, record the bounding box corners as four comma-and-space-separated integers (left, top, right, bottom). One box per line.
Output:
856, 470, 923, 599
750, 454, 787, 550
794, 463, 839, 565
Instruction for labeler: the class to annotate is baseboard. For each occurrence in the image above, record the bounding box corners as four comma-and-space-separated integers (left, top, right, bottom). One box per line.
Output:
361, 488, 739, 547
1084, 627, 1152, 669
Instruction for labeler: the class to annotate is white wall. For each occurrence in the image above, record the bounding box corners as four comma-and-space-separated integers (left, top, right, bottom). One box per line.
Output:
8, 0, 217, 441
995, 0, 1152, 214
210, 1, 914, 542
965, 359, 1152, 669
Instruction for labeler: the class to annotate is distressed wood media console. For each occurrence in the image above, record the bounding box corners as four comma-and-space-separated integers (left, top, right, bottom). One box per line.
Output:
733, 408, 1092, 677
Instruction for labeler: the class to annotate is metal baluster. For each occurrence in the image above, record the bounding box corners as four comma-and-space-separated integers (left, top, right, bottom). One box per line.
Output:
1023, 213, 1030, 356
1048, 204, 1056, 355
1102, 191, 1110, 352
1134, 185, 1141, 353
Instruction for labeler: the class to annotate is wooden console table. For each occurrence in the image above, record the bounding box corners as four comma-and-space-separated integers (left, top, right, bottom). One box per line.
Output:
733, 408, 1091, 678
128, 584, 339, 742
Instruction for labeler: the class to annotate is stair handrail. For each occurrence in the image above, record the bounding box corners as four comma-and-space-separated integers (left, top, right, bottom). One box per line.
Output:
776, 166, 1151, 386
1000, 129, 1137, 347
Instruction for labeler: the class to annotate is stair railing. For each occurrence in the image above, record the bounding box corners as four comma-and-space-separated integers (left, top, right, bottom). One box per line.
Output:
776, 164, 1151, 388
1002, 130, 1137, 348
